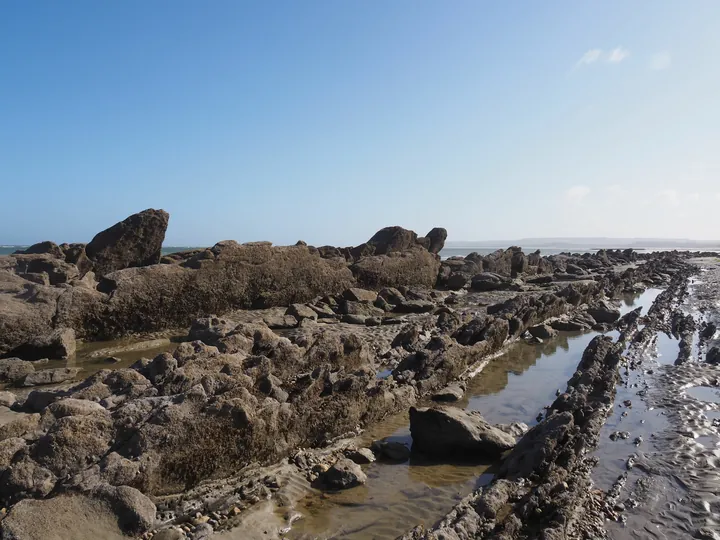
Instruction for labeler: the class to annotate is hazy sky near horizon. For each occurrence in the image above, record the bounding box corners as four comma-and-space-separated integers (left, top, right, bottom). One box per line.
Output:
2, 1, 719, 246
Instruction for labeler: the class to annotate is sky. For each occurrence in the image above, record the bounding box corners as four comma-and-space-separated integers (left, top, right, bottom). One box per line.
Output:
1, 1, 719, 246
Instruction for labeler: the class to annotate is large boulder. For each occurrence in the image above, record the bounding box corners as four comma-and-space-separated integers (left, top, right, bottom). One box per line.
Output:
4, 327, 76, 361
86, 209, 169, 276
425, 228, 448, 255
409, 406, 517, 458
365, 226, 419, 255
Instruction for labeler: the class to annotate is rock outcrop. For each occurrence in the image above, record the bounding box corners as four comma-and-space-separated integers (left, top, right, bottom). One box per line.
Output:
86, 209, 169, 277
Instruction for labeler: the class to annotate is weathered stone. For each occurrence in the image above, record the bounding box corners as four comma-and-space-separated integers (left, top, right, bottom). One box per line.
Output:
344, 447, 376, 465
21, 367, 81, 387
0, 391, 16, 408
470, 272, 512, 291
365, 226, 419, 255
425, 228, 447, 255
409, 406, 516, 457
321, 458, 367, 489
351, 250, 440, 290
342, 287, 378, 303
85, 209, 169, 276
432, 383, 465, 402
286, 304, 318, 323
370, 440, 411, 462
527, 324, 557, 340
4, 327, 76, 361
0, 358, 35, 384
587, 300, 621, 324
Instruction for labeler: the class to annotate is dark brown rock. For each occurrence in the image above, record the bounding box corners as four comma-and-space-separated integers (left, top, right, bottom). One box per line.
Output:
86, 209, 169, 276
425, 228, 447, 254
366, 226, 419, 255
409, 406, 517, 457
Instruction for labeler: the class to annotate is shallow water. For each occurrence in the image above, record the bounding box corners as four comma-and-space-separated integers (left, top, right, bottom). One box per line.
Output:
280, 290, 661, 539
5, 335, 180, 392
685, 386, 720, 404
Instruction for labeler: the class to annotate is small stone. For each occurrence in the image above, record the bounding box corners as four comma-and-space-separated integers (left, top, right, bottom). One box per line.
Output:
321, 458, 367, 489
104, 356, 122, 364
345, 447, 376, 465
0, 391, 16, 408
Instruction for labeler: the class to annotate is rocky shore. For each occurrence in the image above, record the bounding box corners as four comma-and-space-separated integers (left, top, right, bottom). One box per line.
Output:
0, 209, 715, 539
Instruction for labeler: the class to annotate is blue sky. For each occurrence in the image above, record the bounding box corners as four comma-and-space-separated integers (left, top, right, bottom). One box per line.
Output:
1, 1, 719, 245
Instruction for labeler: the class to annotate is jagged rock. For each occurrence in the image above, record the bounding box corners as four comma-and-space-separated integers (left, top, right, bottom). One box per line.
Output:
321, 458, 367, 489
425, 228, 447, 254
566, 263, 587, 275
85, 209, 169, 276
587, 300, 621, 324
527, 324, 557, 340
4, 327, 76, 361
409, 406, 517, 457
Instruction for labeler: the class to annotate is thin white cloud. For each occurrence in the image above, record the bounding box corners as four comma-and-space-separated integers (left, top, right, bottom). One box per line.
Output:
716, 193, 720, 201
576, 49, 603, 67
650, 52, 672, 71
575, 47, 629, 68
607, 47, 630, 63
564, 185, 591, 204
